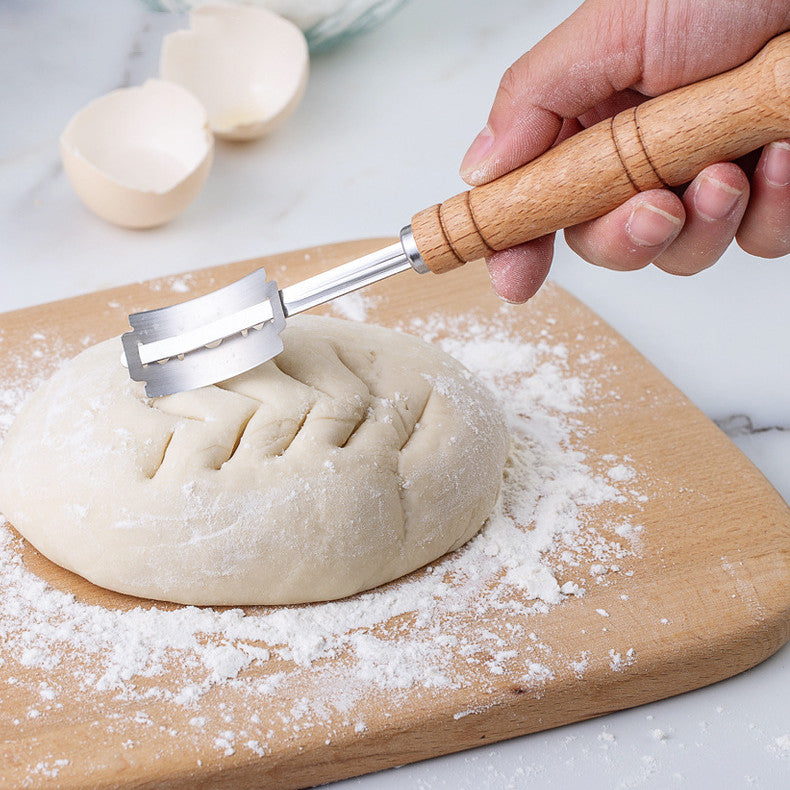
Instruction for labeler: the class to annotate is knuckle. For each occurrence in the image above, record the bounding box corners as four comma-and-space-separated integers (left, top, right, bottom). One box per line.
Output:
495, 65, 522, 108
494, 54, 533, 111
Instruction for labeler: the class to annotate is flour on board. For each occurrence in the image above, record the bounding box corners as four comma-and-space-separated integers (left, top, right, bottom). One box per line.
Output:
0, 306, 648, 770
327, 291, 377, 322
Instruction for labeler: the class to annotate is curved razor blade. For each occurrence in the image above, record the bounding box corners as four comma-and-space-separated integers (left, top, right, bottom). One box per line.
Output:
122, 269, 285, 398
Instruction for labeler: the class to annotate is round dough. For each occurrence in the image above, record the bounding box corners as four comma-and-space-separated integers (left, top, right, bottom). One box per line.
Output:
0, 315, 508, 605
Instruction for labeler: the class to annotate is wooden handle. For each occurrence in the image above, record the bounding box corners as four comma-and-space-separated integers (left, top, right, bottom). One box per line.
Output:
412, 33, 790, 273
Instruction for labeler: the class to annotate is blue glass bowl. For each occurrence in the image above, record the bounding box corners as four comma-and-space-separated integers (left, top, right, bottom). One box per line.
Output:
142, 1, 408, 53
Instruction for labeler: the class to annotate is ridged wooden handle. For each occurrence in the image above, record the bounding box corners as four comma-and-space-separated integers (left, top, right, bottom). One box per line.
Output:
412, 33, 790, 273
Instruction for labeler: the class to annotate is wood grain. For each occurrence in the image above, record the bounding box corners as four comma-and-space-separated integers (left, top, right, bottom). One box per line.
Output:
0, 239, 789, 789
411, 32, 790, 273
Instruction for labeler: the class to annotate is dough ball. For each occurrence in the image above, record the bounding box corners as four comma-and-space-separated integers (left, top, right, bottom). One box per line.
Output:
0, 316, 508, 605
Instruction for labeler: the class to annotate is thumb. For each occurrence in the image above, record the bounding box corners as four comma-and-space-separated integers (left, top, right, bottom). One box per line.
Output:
460, 0, 645, 186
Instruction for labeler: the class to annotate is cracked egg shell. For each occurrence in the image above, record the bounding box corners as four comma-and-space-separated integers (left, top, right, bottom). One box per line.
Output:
60, 79, 213, 229
160, 5, 309, 141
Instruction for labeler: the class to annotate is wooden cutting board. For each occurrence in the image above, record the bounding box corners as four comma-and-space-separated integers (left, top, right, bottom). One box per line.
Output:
1, 239, 789, 789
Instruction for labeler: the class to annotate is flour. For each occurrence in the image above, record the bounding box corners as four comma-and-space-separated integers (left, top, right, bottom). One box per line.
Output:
771, 734, 790, 756
147, 273, 197, 294
0, 305, 648, 777
650, 727, 672, 741
598, 730, 616, 748
328, 291, 376, 322
609, 648, 636, 671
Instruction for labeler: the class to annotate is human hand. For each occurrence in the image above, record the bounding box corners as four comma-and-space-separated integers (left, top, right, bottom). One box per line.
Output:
460, 0, 790, 303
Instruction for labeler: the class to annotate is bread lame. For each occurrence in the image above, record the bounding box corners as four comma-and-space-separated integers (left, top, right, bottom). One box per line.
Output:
123, 33, 790, 397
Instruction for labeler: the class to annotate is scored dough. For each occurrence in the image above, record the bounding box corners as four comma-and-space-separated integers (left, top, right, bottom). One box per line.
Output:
0, 315, 508, 605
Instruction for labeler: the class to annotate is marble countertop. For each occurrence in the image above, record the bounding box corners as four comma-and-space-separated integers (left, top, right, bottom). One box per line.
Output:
2, 0, 789, 786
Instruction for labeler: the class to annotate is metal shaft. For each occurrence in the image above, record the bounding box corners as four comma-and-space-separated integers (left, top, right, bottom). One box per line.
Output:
281, 226, 426, 316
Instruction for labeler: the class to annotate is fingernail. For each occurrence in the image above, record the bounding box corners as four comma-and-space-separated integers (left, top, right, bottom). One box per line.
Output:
626, 203, 682, 247
694, 175, 742, 220
460, 125, 495, 181
764, 141, 790, 186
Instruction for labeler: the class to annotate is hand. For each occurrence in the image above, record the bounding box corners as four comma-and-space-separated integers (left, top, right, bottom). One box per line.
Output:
460, 0, 790, 303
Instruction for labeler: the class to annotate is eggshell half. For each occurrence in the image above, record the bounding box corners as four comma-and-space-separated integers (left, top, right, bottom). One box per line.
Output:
60, 79, 213, 229
160, 5, 309, 141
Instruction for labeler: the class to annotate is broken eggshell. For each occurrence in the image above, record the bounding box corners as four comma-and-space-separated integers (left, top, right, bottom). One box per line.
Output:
60, 79, 213, 229
160, 4, 309, 141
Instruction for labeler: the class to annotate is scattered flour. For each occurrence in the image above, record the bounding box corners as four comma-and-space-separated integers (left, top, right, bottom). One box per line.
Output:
598, 730, 616, 748
0, 306, 649, 777
609, 648, 636, 672
328, 290, 377, 322
769, 734, 790, 757
607, 464, 636, 483
147, 273, 197, 294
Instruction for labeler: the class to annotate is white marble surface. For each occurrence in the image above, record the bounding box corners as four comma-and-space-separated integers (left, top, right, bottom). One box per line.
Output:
1, 0, 789, 786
